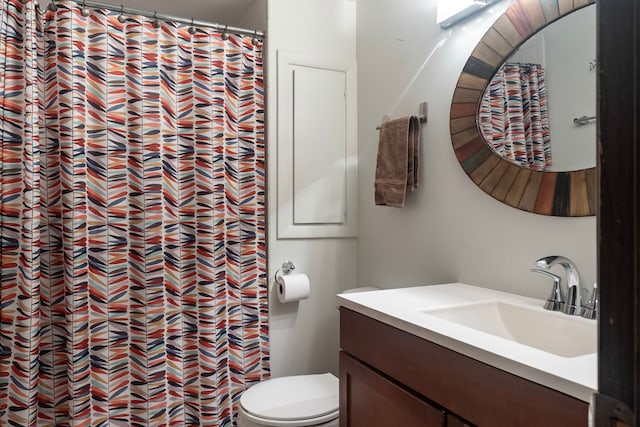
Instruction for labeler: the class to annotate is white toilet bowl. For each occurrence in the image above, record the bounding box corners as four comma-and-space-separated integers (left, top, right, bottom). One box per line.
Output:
237, 373, 339, 427
237, 287, 379, 427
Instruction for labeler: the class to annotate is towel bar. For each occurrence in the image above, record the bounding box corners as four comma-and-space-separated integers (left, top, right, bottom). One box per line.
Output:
376, 102, 428, 130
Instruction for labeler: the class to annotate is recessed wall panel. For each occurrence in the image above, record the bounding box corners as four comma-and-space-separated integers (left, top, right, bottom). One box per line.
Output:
277, 50, 358, 239
292, 66, 347, 225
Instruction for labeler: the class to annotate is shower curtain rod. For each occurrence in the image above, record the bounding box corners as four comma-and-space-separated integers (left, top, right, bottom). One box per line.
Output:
46, 0, 265, 39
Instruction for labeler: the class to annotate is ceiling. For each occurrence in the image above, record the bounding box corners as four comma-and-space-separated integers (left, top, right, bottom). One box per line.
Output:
75, 0, 258, 26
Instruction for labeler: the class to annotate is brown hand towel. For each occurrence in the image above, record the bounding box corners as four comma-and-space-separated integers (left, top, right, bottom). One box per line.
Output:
374, 115, 421, 207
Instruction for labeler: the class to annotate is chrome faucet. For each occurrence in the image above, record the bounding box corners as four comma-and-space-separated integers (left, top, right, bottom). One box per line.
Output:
533, 255, 595, 318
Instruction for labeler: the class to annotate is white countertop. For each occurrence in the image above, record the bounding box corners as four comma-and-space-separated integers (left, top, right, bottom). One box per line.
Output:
337, 283, 597, 402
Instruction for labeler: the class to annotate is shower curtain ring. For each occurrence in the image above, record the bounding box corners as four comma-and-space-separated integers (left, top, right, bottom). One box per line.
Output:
81, 0, 90, 17
47, 0, 57, 12
188, 18, 197, 35
251, 30, 259, 45
152, 11, 160, 29
221, 25, 229, 40
117, 4, 126, 23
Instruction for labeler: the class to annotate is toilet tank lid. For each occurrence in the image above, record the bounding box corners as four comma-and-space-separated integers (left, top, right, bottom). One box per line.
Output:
240, 373, 338, 421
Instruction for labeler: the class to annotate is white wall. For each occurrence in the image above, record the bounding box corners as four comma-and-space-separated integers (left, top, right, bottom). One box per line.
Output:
356, 0, 596, 300
237, 0, 267, 30
266, 0, 358, 378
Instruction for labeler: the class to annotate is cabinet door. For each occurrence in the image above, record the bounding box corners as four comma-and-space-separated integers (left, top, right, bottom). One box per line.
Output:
340, 352, 446, 427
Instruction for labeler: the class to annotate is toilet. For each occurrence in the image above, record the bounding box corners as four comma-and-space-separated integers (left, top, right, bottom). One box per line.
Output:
237, 373, 339, 427
237, 287, 379, 427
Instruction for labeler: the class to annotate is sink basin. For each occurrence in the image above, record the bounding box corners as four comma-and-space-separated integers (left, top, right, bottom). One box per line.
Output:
421, 301, 596, 358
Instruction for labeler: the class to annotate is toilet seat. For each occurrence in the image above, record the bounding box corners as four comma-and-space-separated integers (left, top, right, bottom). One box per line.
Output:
239, 373, 339, 426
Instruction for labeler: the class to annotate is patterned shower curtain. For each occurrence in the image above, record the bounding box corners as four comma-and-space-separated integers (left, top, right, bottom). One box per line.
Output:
0, 0, 268, 426
479, 62, 552, 171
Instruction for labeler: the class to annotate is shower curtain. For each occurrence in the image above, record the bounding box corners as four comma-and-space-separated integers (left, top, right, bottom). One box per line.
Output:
0, 0, 268, 426
479, 62, 552, 171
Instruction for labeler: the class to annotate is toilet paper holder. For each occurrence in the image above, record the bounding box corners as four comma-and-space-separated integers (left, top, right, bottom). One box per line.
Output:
275, 260, 296, 280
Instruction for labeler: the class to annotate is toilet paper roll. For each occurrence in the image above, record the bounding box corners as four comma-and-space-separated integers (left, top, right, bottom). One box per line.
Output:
276, 273, 311, 303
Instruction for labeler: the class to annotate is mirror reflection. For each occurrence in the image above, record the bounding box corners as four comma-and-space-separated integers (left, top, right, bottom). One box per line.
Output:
478, 5, 596, 172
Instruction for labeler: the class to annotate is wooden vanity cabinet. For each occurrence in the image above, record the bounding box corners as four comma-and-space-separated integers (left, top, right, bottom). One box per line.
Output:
339, 308, 589, 427
340, 353, 447, 426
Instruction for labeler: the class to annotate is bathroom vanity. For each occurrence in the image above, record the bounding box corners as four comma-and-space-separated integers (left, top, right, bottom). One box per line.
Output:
337, 284, 596, 427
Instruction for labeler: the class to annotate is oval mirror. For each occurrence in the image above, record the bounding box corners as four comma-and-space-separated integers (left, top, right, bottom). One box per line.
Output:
450, 0, 596, 217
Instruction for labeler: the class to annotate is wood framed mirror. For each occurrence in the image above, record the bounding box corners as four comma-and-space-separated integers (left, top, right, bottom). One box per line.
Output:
450, 0, 596, 217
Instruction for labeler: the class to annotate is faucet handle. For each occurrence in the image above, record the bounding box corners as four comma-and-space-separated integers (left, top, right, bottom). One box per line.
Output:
531, 268, 565, 312
581, 283, 598, 320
